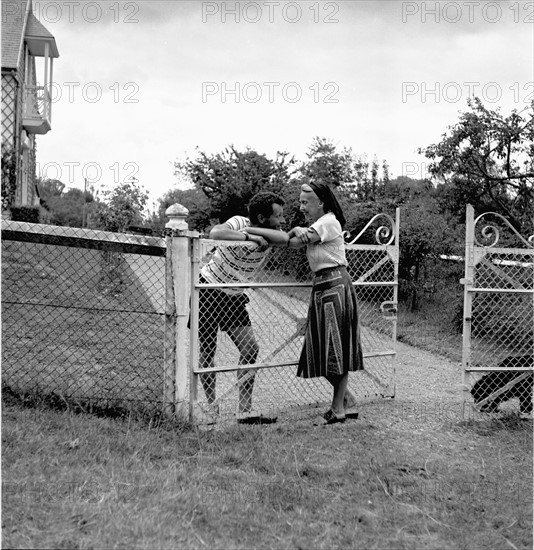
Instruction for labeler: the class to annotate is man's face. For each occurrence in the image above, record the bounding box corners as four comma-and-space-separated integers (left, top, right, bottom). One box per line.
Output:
259, 203, 285, 230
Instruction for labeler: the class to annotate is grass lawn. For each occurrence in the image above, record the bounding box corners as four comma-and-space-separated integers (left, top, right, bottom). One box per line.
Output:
2, 394, 532, 549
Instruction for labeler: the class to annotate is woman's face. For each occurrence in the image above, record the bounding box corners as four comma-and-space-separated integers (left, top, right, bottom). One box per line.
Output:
299, 184, 324, 224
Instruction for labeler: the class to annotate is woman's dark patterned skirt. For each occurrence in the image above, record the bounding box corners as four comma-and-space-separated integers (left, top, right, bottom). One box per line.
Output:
297, 266, 364, 378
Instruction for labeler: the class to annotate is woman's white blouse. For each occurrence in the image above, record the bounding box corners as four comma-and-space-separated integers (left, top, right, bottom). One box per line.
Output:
306, 212, 348, 273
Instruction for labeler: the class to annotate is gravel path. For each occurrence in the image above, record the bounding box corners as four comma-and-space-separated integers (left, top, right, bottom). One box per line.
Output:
393, 340, 464, 403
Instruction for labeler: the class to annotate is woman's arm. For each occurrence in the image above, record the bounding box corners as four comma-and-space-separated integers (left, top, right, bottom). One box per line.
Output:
287, 226, 321, 248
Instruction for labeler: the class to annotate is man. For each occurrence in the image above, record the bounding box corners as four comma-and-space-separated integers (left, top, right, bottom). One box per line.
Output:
195, 192, 287, 421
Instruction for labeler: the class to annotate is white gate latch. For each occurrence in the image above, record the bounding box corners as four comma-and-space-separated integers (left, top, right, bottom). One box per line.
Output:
380, 301, 398, 318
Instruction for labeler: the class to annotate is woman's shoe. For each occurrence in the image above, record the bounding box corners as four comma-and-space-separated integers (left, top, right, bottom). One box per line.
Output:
323, 409, 346, 424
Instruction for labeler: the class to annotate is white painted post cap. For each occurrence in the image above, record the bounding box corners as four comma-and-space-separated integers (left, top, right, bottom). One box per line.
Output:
165, 203, 189, 230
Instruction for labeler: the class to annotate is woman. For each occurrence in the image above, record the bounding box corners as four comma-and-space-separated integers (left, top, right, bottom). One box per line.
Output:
287, 180, 364, 424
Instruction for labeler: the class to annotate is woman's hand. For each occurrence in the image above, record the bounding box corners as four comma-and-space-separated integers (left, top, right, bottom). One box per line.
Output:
288, 226, 311, 243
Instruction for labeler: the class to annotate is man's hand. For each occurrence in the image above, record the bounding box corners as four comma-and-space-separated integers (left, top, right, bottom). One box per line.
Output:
248, 234, 269, 251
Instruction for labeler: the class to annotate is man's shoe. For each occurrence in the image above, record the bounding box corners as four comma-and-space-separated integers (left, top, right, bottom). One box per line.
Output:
237, 412, 277, 425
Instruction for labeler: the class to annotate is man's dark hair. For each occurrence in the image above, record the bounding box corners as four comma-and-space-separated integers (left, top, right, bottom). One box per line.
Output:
248, 192, 285, 224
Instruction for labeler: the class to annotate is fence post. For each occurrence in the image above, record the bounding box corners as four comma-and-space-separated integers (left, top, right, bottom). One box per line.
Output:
163, 230, 175, 417
461, 204, 475, 407
165, 204, 196, 419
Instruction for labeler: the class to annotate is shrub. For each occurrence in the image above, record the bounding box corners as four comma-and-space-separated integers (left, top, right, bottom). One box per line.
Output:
10, 206, 41, 223
1, 146, 17, 210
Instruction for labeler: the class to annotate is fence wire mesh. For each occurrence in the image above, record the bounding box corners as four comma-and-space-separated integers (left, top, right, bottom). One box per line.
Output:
1, 223, 167, 413
190, 239, 397, 425
465, 211, 534, 415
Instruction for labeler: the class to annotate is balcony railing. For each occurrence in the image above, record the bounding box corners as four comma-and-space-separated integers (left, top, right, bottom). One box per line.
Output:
23, 85, 51, 134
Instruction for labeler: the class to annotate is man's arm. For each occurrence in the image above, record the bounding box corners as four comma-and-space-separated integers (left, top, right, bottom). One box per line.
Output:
209, 223, 247, 241
209, 219, 269, 250
243, 227, 289, 245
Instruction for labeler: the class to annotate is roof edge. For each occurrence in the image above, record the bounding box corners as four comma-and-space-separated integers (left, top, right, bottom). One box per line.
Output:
16, 0, 32, 70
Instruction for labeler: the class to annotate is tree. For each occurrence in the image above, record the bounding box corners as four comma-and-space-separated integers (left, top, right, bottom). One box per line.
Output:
155, 187, 212, 232
175, 146, 297, 222
302, 137, 354, 187
419, 97, 534, 233
92, 179, 148, 232
50, 188, 93, 227
36, 178, 98, 228
37, 178, 65, 209
301, 138, 392, 204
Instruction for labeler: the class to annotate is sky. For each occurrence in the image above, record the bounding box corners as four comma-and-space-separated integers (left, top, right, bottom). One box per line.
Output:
27, 0, 534, 210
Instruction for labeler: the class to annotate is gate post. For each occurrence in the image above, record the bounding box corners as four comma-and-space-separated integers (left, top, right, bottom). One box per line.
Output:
165, 204, 197, 419
461, 204, 475, 407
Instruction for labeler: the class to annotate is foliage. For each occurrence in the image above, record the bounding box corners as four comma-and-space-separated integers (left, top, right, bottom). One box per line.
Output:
154, 187, 212, 233
38, 183, 96, 228
1, 145, 18, 210
472, 293, 533, 349
302, 137, 391, 203
37, 177, 65, 207
175, 146, 297, 223
419, 97, 534, 234
90, 180, 149, 297
92, 180, 149, 233
302, 136, 355, 186
99, 251, 127, 296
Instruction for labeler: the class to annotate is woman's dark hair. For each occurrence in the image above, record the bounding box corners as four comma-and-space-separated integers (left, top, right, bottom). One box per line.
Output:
248, 192, 285, 224
306, 179, 346, 229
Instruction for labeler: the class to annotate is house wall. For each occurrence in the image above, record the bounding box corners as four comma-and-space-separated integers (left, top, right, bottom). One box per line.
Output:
1, 72, 19, 150
2, 42, 38, 209
21, 51, 38, 207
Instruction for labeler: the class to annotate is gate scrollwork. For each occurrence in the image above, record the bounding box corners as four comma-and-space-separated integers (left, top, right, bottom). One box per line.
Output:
474, 212, 534, 248
343, 213, 396, 246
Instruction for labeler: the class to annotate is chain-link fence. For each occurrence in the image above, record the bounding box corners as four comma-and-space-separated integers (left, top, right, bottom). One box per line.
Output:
188, 213, 399, 424
1, 221, 168, 414
2, 212, 399, 424
462, 207, 534, 415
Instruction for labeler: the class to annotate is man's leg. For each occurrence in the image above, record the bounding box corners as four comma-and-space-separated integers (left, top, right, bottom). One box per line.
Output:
227, 325, 259, 413
197, 288, 219, 406
199, 340, 217, 405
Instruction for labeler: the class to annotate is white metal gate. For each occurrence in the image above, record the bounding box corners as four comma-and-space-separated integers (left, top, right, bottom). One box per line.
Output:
462, 205, 534, 415
187, 210, 400, 424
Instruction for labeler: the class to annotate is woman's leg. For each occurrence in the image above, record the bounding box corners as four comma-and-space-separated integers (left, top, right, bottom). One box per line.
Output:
326, 372, 349, 416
